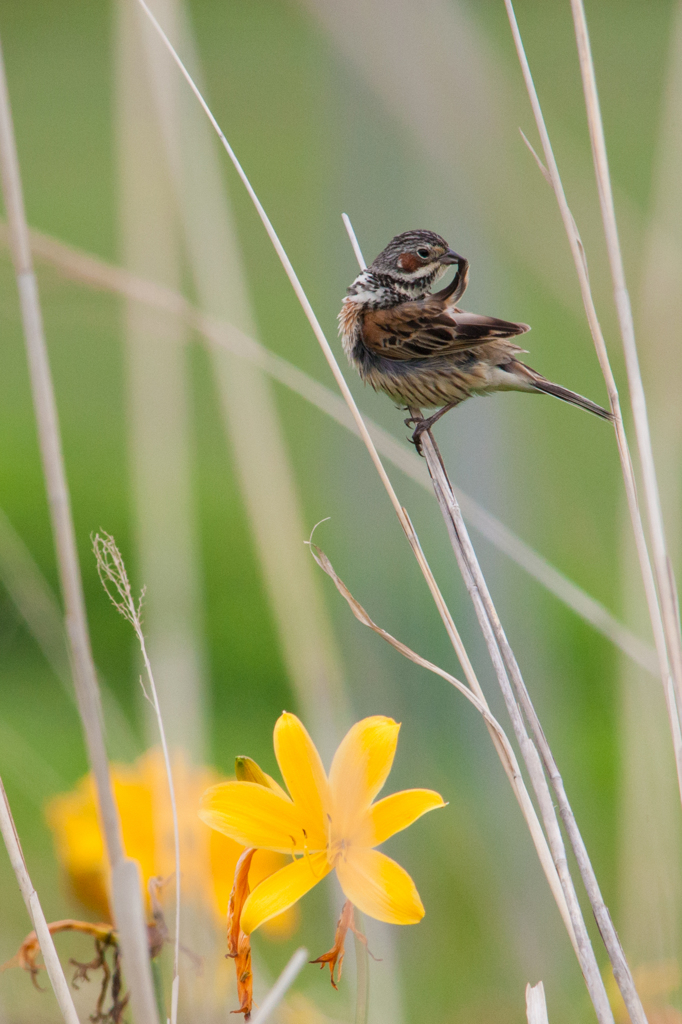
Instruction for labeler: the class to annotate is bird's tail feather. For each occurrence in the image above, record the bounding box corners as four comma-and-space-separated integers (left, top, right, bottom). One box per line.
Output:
531, 378, 612, 420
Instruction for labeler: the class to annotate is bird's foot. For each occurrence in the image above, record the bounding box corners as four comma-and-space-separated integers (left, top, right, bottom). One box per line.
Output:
404, 415, 429, 455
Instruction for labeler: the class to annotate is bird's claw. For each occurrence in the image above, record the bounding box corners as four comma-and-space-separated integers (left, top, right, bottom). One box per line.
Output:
405, 417, 428, 455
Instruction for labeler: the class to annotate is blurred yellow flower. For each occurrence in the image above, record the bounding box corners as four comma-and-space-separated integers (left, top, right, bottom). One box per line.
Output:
46, 749, 297, 938
199, 713, 445, 934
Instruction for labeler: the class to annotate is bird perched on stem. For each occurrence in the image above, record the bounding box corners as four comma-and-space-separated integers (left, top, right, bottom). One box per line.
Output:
339, 230, 611, 448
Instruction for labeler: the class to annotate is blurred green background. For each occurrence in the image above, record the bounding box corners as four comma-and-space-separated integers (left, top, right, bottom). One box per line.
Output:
0, 0, 680, 1022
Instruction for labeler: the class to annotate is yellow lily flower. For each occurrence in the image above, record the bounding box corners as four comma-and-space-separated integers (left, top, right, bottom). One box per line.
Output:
199, 713, 445, 934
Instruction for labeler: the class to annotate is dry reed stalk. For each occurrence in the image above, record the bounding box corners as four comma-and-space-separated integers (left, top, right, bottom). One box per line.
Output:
502, 0, 682, 802
0, 778, 81, 1024
93, 533, 181, 1024
568, 0, 682, 724
0, 222, 658, 677
249, 948, 309, 1024
415, 422, 630, 1024
0, 32, 159, 1024
618, 1, 682, 965
526, 981, 549, 1024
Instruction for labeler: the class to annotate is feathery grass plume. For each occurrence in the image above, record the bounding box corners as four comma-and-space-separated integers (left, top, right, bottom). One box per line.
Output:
0, 29, 159, 1024
92, 531, 181, 1024
0, 506, 137, 760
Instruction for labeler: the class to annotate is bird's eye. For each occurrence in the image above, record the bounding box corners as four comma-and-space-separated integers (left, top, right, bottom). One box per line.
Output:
417, 247, 430, 259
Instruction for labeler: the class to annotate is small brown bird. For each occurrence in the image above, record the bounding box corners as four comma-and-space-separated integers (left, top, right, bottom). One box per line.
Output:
339, 229, 611, 446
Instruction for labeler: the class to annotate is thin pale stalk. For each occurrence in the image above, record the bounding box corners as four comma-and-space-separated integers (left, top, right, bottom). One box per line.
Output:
0, 779, 81, 1024
568, 0, 682, 787
418, 422, 643, 1024
417, 426, 611, 1024
0, 32, 158, 1024
92, 535, 181, 1023
2, 221, 658, 677
249, 948, 309, 1024
135, 620, 181, 1020
503, 0, 682, 799
526, 982, 549, 1024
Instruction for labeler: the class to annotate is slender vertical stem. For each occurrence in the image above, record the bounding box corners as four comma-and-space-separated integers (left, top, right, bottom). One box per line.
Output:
416, 424, 614, 1024
417, 420, 645, 1024
568, 0, 682, 771
249, 948, 309, 1024
0, 779, 81, 1024
0, 32, 159, 1024
503, 0, 682, 798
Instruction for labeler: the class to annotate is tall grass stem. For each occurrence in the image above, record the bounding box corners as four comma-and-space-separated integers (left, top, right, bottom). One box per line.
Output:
92, 533, 181, 1024
503, 0, 682, 803
0, 778, 81, 1024
249, 948, 309, 1024
568, 0, 682, 708
0, 31, 159, 1024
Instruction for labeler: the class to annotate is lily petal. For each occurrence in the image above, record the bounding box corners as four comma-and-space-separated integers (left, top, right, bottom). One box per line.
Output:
335, 847, 424, 925
235, 756, 290, 801
358, 789, 446, 847
241, 852, 332, 933
273, 713, 329, 848
328, 717, 400, 836
199, 781, 312, 854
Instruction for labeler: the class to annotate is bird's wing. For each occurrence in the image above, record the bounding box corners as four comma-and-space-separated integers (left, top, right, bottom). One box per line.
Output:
361, 301, 530, 361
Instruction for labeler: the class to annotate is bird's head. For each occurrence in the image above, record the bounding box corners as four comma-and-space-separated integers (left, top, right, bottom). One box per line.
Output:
368, 230, 463, 298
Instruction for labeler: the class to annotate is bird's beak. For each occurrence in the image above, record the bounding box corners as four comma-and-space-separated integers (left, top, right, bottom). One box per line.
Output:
440, 249, 464, 265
